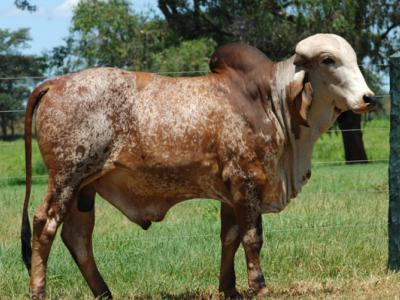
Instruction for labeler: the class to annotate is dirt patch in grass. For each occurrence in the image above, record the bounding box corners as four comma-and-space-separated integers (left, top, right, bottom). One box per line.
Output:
269, 275, 400, 299
115, 274, 400, 299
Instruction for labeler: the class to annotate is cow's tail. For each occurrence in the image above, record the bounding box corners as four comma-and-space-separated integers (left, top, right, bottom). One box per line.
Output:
21, 83, 50, 275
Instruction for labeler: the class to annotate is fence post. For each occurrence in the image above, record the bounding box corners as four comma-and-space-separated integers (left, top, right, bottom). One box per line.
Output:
389, 51, 400, 271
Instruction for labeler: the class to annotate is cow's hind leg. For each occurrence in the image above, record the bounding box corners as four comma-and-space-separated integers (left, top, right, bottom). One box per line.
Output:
61, 185, 112, 299
30, 183, 76, 299
219, 203, 241, 299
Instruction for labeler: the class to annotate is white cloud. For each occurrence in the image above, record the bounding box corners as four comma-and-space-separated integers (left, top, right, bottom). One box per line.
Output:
54, 0, 80, 17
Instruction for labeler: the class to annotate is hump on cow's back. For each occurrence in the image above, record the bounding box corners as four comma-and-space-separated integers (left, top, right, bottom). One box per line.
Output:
209, 43, 272, 74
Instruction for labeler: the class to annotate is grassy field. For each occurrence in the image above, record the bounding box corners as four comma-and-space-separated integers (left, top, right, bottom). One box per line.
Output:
1, 117, 399, 299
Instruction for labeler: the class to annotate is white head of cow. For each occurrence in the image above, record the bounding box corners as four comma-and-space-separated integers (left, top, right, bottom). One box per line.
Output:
292, 34, 375, 130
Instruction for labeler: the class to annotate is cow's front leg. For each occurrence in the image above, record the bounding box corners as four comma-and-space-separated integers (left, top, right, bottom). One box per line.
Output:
236, 211, 271, 299
232, 186, 271, 299
219, 203, 241, 298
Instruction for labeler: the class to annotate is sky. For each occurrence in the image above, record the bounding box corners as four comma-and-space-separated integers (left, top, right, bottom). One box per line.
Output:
0, 0, 158, 55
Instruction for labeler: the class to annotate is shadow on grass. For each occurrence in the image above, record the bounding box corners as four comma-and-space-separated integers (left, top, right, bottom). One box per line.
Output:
128, 289, 255, 300
0, 134, 24, 141
126, 285, 343, 299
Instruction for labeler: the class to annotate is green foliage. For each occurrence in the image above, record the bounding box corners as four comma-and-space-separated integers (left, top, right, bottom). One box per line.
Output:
158, 0, 400, 65
0, 93, 23, 137
70, 0, 143, 68
0, 28, 30, 53
47, 0, 217, 75
45, 37, 78, 75
0, 28, 46, 138
47, 0, 181, 73
151, 38, 216, 75
14, 0, 36, 12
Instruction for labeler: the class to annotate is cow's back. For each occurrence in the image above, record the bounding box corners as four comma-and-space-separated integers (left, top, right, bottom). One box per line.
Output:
35, 68, 248, 188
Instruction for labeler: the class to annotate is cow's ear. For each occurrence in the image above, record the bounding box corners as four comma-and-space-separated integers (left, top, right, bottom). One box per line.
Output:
287, 70, 306, 102
298, 81, 313, 124
287, 70, 313, 131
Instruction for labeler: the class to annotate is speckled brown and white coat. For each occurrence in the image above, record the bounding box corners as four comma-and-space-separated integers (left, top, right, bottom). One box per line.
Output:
21, 34, 376, 299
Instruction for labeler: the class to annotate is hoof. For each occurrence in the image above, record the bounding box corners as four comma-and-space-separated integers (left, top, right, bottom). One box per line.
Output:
220, 288, 242, 299
31, 292, 48, 300
96, 290, 113, 299
224, 292, 242, 300
256, 287, 272, 299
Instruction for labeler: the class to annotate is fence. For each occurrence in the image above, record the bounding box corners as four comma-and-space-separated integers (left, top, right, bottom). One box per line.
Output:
389, 52, 400, 271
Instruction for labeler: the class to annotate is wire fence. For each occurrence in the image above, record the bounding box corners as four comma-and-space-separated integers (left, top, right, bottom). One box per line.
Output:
79, 222, 389, 246
0, 221, 386, 253
0, 61, 389, 78
0, 61, 392, 81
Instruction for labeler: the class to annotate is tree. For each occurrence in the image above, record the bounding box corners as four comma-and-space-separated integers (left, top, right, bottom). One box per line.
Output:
71, 0, 140, 68
151, 38, 216, 75
49, 0, 171, 73
158, 1, 399, 63
14, 0, 36, 12
45, 37, 76, 75
158, 0, 400, 163
48, 0, 213, 75
59, 0, 160, 70
0, 28, 46, 138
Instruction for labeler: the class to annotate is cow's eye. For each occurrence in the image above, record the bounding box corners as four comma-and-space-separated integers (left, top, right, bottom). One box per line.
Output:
322, 58, 335, 65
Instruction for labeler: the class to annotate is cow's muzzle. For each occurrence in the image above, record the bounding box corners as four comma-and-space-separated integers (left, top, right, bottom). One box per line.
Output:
352, 93, 377, 114
363, 94, 377, 111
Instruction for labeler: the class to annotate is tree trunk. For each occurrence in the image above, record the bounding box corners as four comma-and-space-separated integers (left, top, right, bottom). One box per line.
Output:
0, 117, 7, 138
337, 111, 368, 164
10, 119, 15, 137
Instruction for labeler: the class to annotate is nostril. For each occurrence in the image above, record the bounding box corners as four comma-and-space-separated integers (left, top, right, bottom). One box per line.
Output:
363, 94, 376, 104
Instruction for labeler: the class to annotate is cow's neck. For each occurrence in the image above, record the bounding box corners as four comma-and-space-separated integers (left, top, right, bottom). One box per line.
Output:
271, 57, 336, 202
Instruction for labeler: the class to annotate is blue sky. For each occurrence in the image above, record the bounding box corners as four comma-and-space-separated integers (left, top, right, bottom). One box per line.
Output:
0, 0, 158, 55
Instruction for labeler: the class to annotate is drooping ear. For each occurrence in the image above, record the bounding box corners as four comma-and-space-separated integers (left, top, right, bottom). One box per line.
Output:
287, 70, 306, 101
287, 70, 313, 137
298, 81, 313, 124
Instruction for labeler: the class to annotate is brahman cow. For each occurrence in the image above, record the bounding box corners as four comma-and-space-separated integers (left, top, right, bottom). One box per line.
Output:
21, 34, 375, 299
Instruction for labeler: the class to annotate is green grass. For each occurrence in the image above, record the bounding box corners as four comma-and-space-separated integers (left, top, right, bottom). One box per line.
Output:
312, 116, 390, 162
1, 117, 399, 299
0, 139, 46, 186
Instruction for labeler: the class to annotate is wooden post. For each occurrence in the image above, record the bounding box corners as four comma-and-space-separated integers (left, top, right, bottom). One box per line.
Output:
389, 51, 400, 271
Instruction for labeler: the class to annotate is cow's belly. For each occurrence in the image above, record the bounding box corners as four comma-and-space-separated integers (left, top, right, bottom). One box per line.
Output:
92, 164, 228, 227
